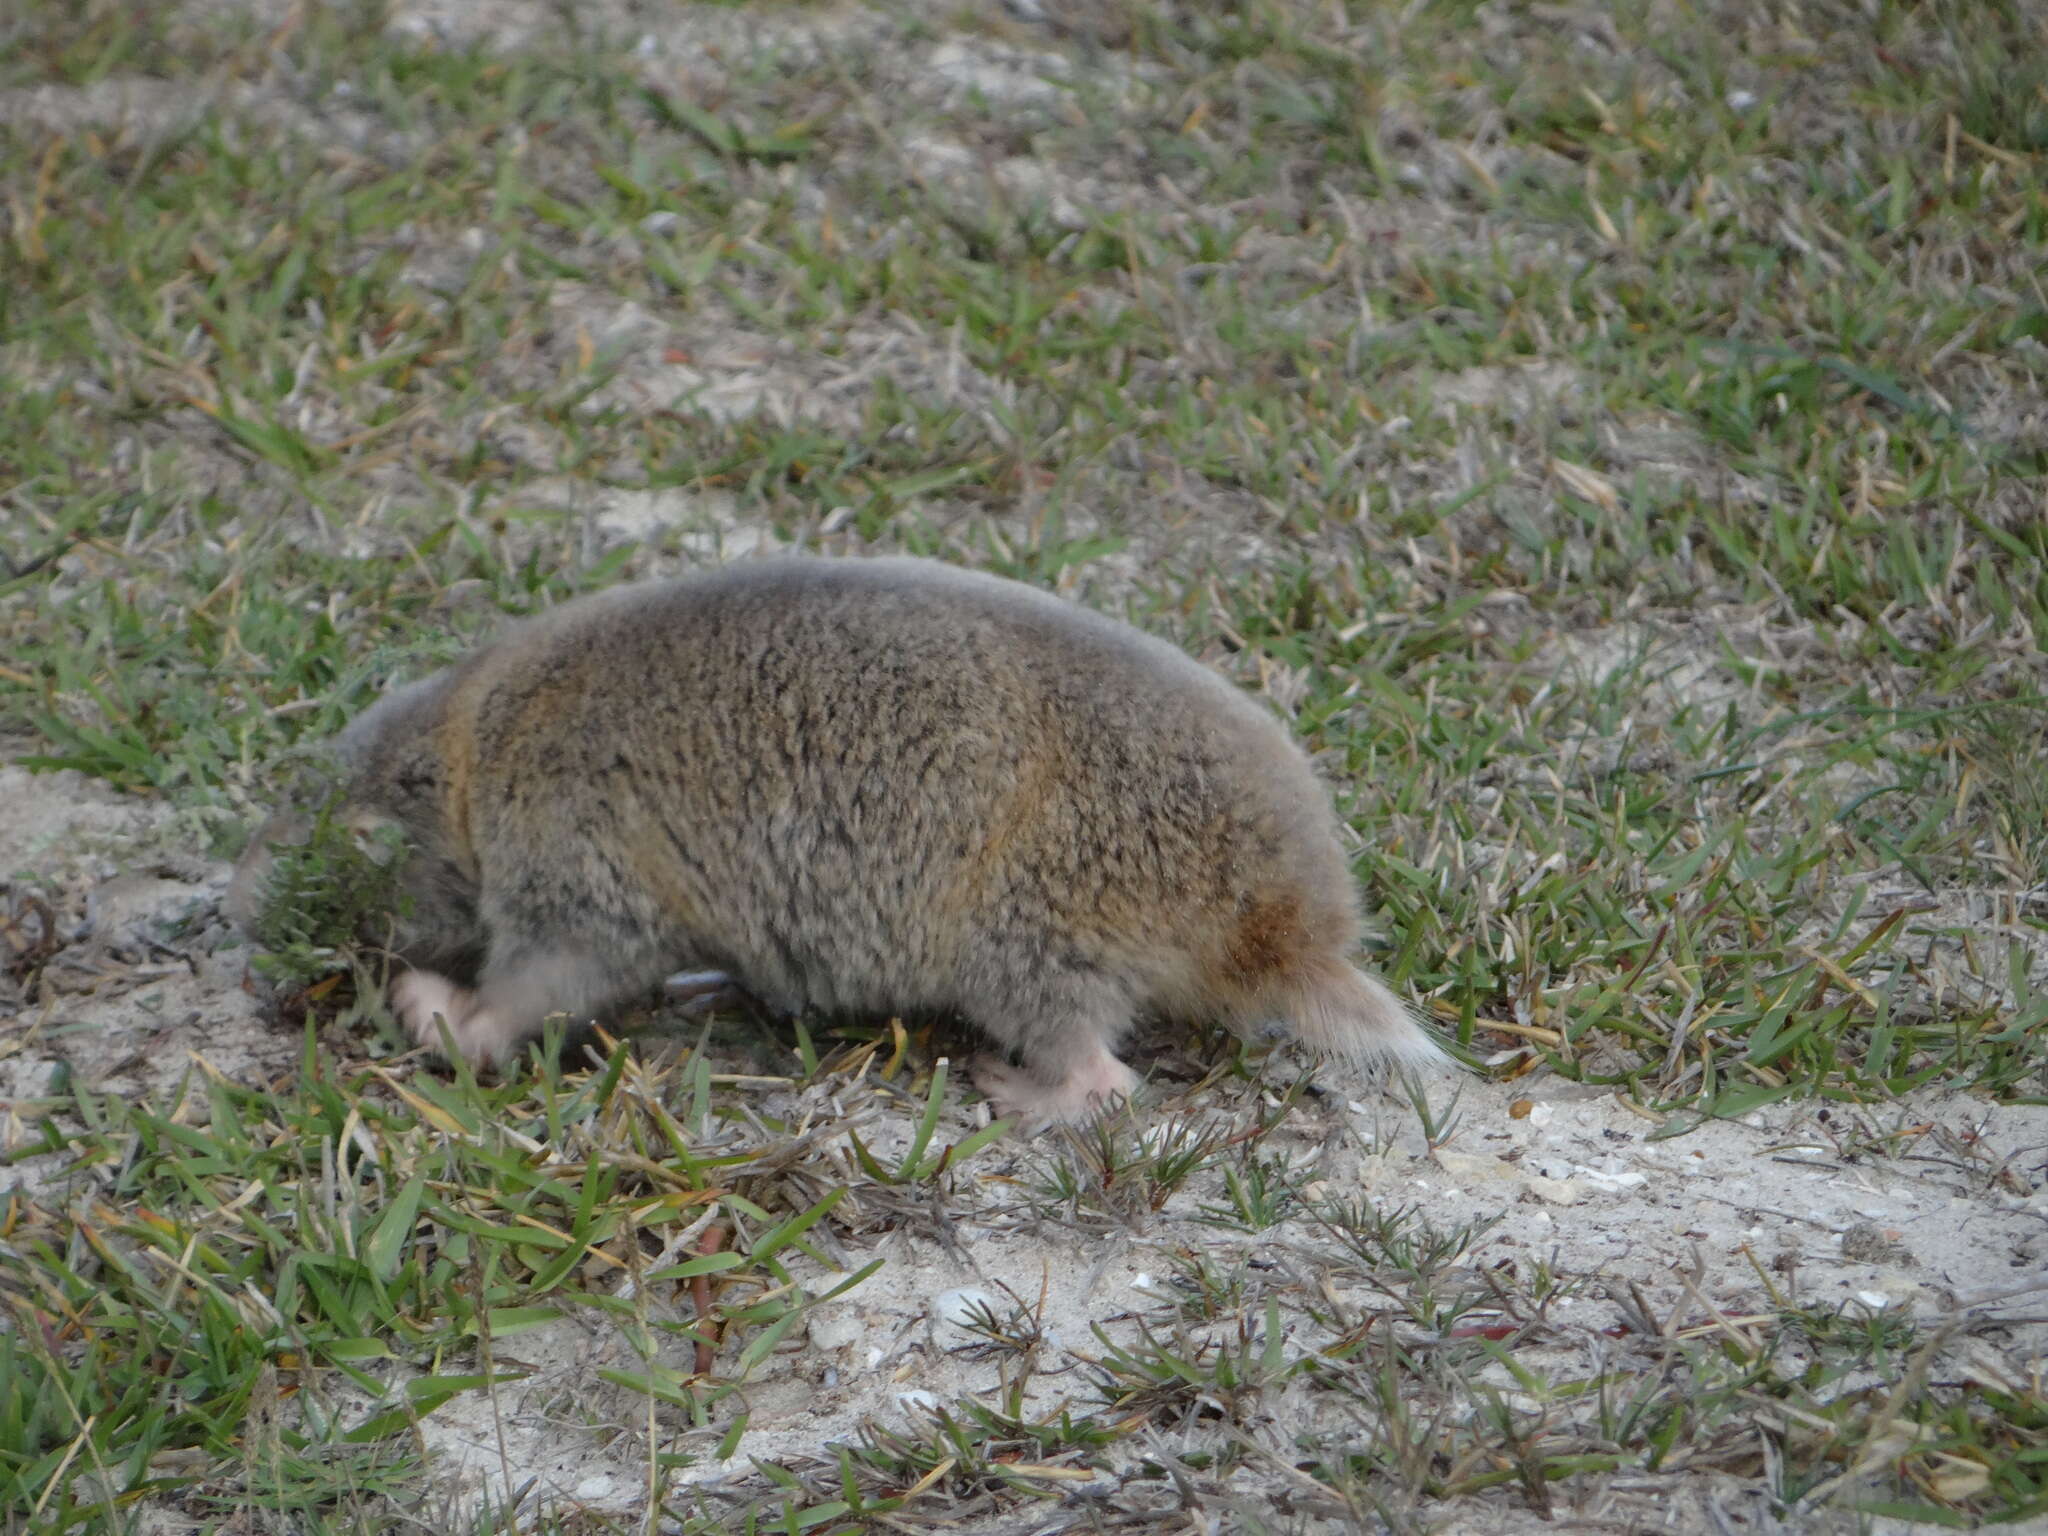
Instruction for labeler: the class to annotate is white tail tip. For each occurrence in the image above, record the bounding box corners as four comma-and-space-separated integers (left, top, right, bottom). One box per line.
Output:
1289, 964, 1450, 1072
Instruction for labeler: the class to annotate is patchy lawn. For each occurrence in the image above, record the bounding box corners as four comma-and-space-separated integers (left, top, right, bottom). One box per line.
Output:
3, 0, 2044, 1531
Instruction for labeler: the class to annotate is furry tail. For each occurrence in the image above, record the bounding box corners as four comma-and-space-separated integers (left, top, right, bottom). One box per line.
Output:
1285, 962, 1449, 1073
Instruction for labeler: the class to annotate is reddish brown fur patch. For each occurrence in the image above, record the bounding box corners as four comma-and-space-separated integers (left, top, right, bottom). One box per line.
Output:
1222, 889, 1309, 988
436, 698, 478, 864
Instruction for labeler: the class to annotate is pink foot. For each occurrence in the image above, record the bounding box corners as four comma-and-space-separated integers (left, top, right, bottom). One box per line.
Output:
973, 1047, 1140, 1128
390, 969, 524, 1070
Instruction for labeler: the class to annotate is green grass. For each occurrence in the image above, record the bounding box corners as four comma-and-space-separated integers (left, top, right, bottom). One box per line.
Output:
2, 0, 2044, 1529
4, 1033, 900, 1531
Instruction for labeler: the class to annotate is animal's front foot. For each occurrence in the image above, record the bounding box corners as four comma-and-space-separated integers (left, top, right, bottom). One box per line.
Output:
391, 969, 523, 1070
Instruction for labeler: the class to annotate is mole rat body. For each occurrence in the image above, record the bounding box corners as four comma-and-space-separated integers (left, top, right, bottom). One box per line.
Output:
229, 557, 1442, 1122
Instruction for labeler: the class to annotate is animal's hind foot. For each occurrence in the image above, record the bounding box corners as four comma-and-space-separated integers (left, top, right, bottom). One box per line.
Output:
973, 1046, 1140, 1130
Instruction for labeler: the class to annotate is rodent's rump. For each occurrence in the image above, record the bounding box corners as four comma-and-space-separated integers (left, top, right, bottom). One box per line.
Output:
229, 557, 1444, 1123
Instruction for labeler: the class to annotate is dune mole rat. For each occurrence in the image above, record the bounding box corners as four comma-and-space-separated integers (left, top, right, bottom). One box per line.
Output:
227, 556, 1444, 1123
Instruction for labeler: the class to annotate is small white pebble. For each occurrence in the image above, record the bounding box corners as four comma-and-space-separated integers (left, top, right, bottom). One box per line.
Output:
933, 1287, 996, 1329
1854, 1291, 1893, 1311
807, 1310, 865, 1352
1576, 1168, 1647, 1193
1725, 89, 1757, 111
895, 1389, 944, 1418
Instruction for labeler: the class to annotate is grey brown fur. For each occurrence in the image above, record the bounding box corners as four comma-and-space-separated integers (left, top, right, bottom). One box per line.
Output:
228, 557, 1443, 1123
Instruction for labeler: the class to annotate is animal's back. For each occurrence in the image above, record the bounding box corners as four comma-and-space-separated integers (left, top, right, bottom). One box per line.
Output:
447, 559, 1352, 1019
